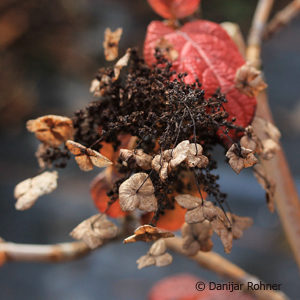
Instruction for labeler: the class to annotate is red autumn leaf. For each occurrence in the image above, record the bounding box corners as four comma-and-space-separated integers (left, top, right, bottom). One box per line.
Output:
147, 0, 201, 19
144, 20, 257, 132
90, 169, 127, 218
142, 201, 186, 231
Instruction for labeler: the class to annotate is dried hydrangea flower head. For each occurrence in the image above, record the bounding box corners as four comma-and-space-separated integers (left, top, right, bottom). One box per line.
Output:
103, 27, 123, 61
14, 171, 58, 210
137, 239, 173, 269
124, 225, 174, 244
226, 143, 257, 174
235, 63, 268, 97
66, 140, 112, 171
27, 115, 74, 147
70, 214, 118, 249
119, 173, 157, 212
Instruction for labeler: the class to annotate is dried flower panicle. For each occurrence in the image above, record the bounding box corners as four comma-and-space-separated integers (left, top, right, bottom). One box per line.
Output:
27, 115, 74, 147
103, 27, 123, 61
137, 239, 173, 269
235, 63, 268, 97
124, 225, 174, 244
70, 214, 118, 249
14, 171, 58, 210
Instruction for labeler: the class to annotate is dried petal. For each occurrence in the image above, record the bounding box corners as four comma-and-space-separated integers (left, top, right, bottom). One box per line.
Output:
226, 144, 257, 174
27, 115, 74, 147
137, 254, 156, 269
211, 217, 233, 254
119, 149, 153, 170
240, 126, 257, 152
175, 194, 200, 210
149, 239, 167, 256
70, 214, 118, 249
14, 171, 58, 210
124, 225, 174, 243
155, 253, 173, 267
113, 49, 130, 80
119, 173, 157, 212
186, 143, 209, 168
231, 214, 253, 239
235, 63, 268, 97
103, 27, 122, 61
66, 140, 112, 171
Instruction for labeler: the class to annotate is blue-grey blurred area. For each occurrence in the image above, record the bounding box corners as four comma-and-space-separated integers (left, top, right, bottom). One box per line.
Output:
0, 0, 299, 299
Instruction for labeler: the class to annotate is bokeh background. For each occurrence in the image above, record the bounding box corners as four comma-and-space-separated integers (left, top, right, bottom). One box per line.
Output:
0, 0, 299, 299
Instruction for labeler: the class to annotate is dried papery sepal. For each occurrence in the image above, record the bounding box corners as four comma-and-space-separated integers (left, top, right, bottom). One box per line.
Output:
66, 140, 112, 171
119, 149, 153, 170
103, 27, 123, 61
235, 63, 268, 97
251, 117, 281, 160
226, 143, 257, 174
181, 222, 213, 255
253, 164, 276, 212
136, 239, 172, 269
70, 214, 118, 249
119, 173, 157, 212
14, 171, 58, 210
123, 225, 174, 244
27, 115, 74, 147
113, 49, 131, 80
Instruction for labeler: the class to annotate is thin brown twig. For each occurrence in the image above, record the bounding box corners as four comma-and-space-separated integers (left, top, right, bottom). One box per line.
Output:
247, 0, 274, 67
165, 237, 289, 300
264, 0, 300, 39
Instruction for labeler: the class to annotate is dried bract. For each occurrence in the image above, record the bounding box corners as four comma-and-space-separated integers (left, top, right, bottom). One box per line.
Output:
253, 164, 276, 212
235, 63, 268, 97
14, 171, 58, 210
226, 143, 257, 174
119, 149, 152, 170
113, 49, 131, 80
27, 115, 74, 147
66, 140, 112, 171
103, 27, 123, 61
136, 239, 172, 269
119, 173, 157, 212
181, 222, 213, 255
240, 126, 258, 152
70, 214, 118, 249
124, 225, 174, 244
186, 143, 209, 168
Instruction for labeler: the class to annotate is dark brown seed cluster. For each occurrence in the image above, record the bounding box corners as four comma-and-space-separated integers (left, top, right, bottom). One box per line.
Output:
41, 48, 244, 222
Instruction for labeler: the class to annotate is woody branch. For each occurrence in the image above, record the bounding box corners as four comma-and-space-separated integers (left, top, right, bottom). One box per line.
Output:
247, 0, 300, 269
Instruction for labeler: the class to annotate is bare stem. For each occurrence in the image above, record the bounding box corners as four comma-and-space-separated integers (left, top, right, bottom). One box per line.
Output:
165, 237, 289, 300
0, 240, 91, 263
247, 0, 274, 67
264, 0, 300, 39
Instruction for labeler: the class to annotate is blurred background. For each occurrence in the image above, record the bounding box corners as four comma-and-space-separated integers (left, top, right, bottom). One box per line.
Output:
0, 0, 299, 299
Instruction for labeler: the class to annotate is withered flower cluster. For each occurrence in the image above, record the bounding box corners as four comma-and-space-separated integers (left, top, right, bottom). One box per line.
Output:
17, 46, 280, 268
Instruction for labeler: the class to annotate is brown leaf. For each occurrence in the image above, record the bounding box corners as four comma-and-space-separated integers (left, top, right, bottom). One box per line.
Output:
119, 149, 153, 170
14, 171, 58, 210
27, 115, 74, 147
70, 214, 118, 249
226, 143, 257, 174
103, 27, 122, 61
156, 38, 178, 61
253, 164, 276, 212
124, 225, 174, 243
235, 63, 268, 97
119, 173, 157, 212
66, 140, 112, 171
